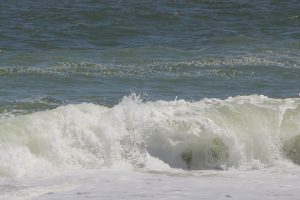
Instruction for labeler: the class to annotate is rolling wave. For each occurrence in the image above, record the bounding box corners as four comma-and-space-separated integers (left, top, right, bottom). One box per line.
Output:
1, 94, 300, 178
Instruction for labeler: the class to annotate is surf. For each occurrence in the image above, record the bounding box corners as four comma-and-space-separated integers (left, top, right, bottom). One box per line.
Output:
1, 94, 300, 178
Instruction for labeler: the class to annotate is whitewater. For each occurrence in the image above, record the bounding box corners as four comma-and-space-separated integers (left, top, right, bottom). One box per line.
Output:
1, 0, 299, 199
1, 94, 300, 199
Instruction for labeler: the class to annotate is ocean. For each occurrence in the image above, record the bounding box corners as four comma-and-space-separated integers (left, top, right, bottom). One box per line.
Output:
0, 1, 300, 199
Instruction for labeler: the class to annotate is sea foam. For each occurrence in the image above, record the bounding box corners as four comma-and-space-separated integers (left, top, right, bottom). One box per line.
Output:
1, 94, 300, 178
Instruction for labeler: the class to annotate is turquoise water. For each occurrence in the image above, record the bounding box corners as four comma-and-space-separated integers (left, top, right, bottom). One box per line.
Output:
0, 0, 299, 114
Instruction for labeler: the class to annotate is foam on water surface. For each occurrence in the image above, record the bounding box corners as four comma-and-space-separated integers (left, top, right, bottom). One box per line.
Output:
1, 95, 300, 178
2, 167, 300, 200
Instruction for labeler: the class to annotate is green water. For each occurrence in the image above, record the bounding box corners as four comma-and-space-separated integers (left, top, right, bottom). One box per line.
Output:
0, 0, 299, 115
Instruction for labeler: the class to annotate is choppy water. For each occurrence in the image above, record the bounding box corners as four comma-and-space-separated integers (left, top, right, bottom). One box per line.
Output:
1, 0, 300, 113
1, 1, 300, 199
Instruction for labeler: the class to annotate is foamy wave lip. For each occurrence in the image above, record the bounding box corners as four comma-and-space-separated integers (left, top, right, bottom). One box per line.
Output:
1, 94, 300, 178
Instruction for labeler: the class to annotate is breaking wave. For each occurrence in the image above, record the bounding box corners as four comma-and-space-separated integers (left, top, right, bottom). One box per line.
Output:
1, 94, 300, 178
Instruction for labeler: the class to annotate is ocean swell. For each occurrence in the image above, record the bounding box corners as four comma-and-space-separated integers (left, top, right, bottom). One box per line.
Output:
1, 94, 300, 178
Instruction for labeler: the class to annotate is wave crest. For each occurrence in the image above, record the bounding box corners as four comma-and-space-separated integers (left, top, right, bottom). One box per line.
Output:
1, 94, 300, 178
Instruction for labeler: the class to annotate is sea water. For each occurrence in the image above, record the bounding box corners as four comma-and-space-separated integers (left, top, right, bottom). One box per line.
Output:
0, 1, 300, 199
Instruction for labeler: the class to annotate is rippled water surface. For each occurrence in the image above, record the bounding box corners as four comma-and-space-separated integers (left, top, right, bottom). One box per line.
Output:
1, 1, 300, 199
0, 0, 299, 114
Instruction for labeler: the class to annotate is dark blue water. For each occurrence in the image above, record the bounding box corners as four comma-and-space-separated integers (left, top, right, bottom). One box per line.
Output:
0, 0, 299, 115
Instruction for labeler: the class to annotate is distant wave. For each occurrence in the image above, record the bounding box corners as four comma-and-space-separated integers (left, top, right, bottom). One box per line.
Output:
0, 51, 299, 78
1, 94, 300, 178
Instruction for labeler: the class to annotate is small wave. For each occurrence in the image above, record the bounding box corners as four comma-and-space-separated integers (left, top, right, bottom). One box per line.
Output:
0, 96, 65, 118
0, 51, 299, 79
1, 94, 300, 178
